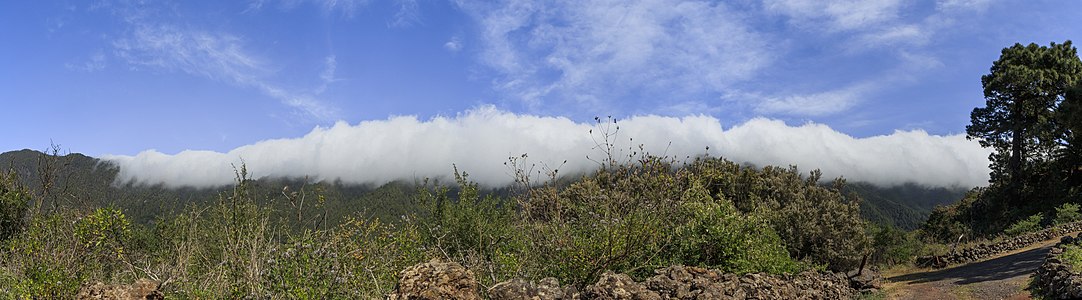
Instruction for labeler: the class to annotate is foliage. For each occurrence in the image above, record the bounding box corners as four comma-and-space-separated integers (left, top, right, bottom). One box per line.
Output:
75, 207, 132, 261
1061, 243, 1082, 273
771, 173, 869, 271
1, 212, 100, 298
413, 168, 527, 287
847, 182, 968, 230
1055, 202, 1082, 225
967, 41, 1082, 200
920, 188, 982, 243
919, 41, 1082, 243
681, 160, 872, 271
1004, 213, 1044, 237
0, 171, 30, 242
672, 183, 801, 274
868, 224, 922, 266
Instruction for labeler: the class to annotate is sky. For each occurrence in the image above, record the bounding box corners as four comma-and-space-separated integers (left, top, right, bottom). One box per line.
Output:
1, 0, 1079, 188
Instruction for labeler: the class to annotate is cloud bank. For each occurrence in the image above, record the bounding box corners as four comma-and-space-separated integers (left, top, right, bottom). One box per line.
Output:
104, 107, 992, 189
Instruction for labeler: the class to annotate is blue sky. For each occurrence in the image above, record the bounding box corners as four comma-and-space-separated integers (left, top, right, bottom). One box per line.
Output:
0, 0, 1077, 187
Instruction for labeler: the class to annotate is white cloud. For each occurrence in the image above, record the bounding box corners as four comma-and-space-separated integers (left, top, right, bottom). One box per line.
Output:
764, 0, 991, 50
265, 0, 370, 17
458, 0, 772, 109
763, 0, 905, 32
104, 107, 992, 189
937, 0, 994, 12
755, 83, 870, 116
66, 51, 107, 72
112, 25, 338, 120
315, 55, 338, 94
444, 36, 462, 52
389, 0, 421, 27
856, 24, 928, 47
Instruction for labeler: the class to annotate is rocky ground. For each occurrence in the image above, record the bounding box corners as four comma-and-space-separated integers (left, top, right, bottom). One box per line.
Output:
387, 259, 867, 299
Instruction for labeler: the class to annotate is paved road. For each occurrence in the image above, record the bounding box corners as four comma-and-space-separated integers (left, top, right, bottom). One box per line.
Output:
884, 242, 1055, 300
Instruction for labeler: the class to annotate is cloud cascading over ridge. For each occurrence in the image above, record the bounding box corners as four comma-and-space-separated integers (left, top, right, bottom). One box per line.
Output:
103, 107, 992, 189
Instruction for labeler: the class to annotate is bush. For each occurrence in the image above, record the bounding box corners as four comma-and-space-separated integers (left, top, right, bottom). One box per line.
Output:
1, 212, 92, 298
337, 216, 425, 296
1005, 213, 1044, 236
522, 157, 681, 284
75, 207, 132, 261
413, 169, 528, 287
1055, 202, 1082, 225
869, 224, 922, 266
0, 171, 30, 242
1061, 243, 1082, 272
673, 182, 801, 274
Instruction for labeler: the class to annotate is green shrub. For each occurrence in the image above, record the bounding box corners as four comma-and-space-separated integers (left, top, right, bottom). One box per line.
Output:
1005, 213, 1044, 236
1061, 243, 1082, 272
869, 224, 922, 266
337, 216, 425, 297
75, 207, 132, 261
0, 212, 91, 299
1055, 203, 1082, 225
688, 160, 871, 271
414, 169, 529, 286
265, 232, 346, 298
522, 156, 686, 284
0, 171, 30, 242
673, 184, 801, 274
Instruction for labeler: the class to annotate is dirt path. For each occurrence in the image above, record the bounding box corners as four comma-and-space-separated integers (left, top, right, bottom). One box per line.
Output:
883, 238, 1064, 300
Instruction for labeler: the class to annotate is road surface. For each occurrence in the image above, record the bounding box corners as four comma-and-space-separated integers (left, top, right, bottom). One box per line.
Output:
883, 239, 1060, 300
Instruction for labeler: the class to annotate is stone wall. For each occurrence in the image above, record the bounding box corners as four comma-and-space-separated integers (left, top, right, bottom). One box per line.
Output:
1034, 234, 1082, 299
75, 279, 164, 300
916, 221, 1082, 269
388, 260, 864, 299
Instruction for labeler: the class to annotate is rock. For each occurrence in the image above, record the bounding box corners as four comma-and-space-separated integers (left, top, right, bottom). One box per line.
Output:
489, 277, 573, 300
386, 262, 859, 300
75, 278, 163, 300
584, 271, 660, 300
387, 259, 481, 300
846, 268, 882, 291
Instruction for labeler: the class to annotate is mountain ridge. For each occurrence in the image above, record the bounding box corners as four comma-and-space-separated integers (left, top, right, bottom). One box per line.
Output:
0, 149, 966, 229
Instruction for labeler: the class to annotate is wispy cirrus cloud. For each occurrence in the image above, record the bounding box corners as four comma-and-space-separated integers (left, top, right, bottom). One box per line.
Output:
745, 50, 944, 116
735, 0, 996, 117
111, 24, 338, 121
754, 83, 872, 116
247, 0, 370, 16
763, 0, 906, 32
457, 0, 1001, 118
66, 51, 107, 72
766, 0, 996, 49
937, 0, 994, 12
389, 0, 421, 27
458, 0, 773, 111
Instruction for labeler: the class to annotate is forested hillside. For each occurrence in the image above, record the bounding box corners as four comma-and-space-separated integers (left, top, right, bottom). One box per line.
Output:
1, 148, 958, 231
847, 182, 967, 230
0, 149, 427, 225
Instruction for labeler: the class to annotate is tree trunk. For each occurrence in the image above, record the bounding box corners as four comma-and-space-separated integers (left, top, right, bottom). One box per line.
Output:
1009, 100, 1025, 206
